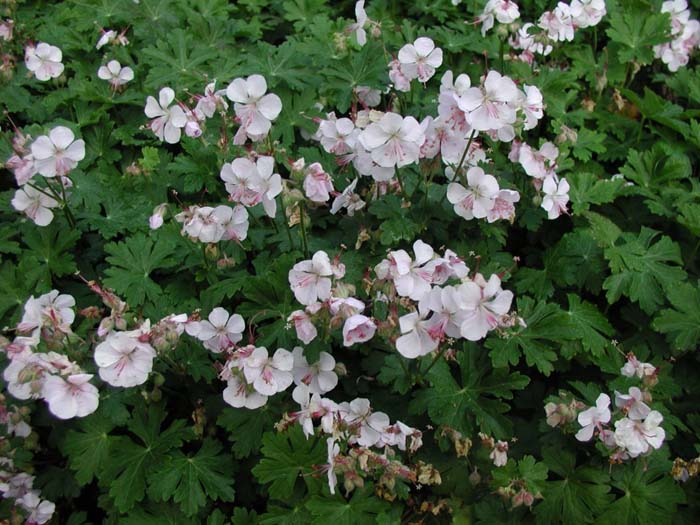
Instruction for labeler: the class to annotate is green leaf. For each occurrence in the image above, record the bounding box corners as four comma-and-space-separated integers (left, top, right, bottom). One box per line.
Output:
597, 461, 685, 525
567, 172, 624, 214
148, 439, 235, 516
62, 415, 116, 485
606, 10, 669, 64
653, 281, 700, 352
486, 297, 576, 375
104, 232, 178, 305
603, 228, 687, 314
535, 448, 612, 524
412, 349, 529, 439
492, 455, 548, 495
102, 404, 191, 512
217, 406, 275, 458
305, 488, 391, 525
565, 294, 614, 357
570, 129, 607, 162
252, 427, 326, 500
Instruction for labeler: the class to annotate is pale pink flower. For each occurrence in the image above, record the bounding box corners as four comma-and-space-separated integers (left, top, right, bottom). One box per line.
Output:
456, 71, 520, 132
25, 43, 63, 81
397, 37, 443, 83
342, 314, 377, 346
223, 374, 268, 409
349, 1, 368, 46
17, 492, 55, 525
621, 356, 657, 379
330, 178, 365, 215
289, 251, 334, 305
614, 387, 651, 421
97, 60, 134, 88
42, 374, 99, 419
31, 126, 85, 178
144, 87, 187, 144
359, 112, 425, 168
243, 347, 294, 396
519, 142, 558, 179
480, 0, 521, 36
457, 274, 514, 341
575, 393, 611, 442
0, 19, 13, 42
388, 59, 412, 92
319, 118, 358, 155
194, 81, 228, 119
489, 440, 509, 466
326, 437, 340, 494
287, 310, 318, 344
570, 0, 606, 28
614, 411, 665, 457
218, 205, 249, 241
396, 310, 440, 359
539, 4, 575, 42
447, 167, 500, 220
149, 203, 167, 230
17, 290, 75, 335
541, 176, 570, 219
5, 154, 37, 186
226, 74, 282, 144
342, 398, 391, 447
487, 189, 520, 223
292, 347, 338, 394
521, 85, 544, 130
11, 186, 59, 227
303, 162, 334, 202
94, 331, 157, 388
186, 307, 244, 353
354, 85, 381, 107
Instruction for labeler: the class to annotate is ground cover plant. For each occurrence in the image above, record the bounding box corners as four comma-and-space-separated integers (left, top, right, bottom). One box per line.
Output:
1, 0, 700, 523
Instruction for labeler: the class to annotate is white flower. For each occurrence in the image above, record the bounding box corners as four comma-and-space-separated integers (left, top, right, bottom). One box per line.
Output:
287, 309, 318, 344
11, 186, 59, 226
541, 176, 570, 219
220, 156, 282, 217
17, 491, 55, 525
614, 411, 666, 457
218, 204, 250, 241
144, 87, 187, 144
30, 126, 85, 178
288, 251, 334, 306
326, 437, 340, 494
480, 0, 521, 36
319, 117, 358, 155
194, 81, 228, 119
447, 167, 500, 220
222, 375, 268, 409
42, 374, 99, 419
243, 347, 294, 396
487, 189, 520, 223
342, 314, 377, 346
97, 60, 134, 88
96, 29, 117, 49
359, 112, 425, 168
25, 43, 63, 81
17, 290, 75, 335
614, 387, 651, 420
397, 37, 443, 83
94, 331, 157, 387
489, 440, 509, 466
342, 398, 391, 447
330, 178, 365, 215
570, 0, 606, 28
186, 307, 244, 353
621, 355, 657, 379
303, 163, 334, 203
349, 1, 368, 46
456, 71, 520, 132
457, 274, 513, 341
226, 74, 282, 144
292, 347, 338, 394
575, 393, 611, 442
396, 310, 440, 359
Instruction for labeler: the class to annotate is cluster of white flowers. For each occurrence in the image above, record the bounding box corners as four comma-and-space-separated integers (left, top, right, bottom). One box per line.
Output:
654, 0, 700, 71
575, 355, 664, 460
8, 126, 85, 226
2, 291, 99, 420
24, 42, 63, 81
375, 240, 514, 357
220, 155, 283, 218
510, 140, 570, 219
144, 74, 280, 145
174, 204, 249, 243
285, 392, 422, 494
0, 464, 55, 525
389, 37, 444, 91
509, 0, 606, 64
286, 251, 378, 346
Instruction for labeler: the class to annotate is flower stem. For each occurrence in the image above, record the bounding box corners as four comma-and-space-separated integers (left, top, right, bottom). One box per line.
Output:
419, 346, 446, 380
298, 203, 310, 258
394, 166, 409, 201
454, 131, 476, 186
